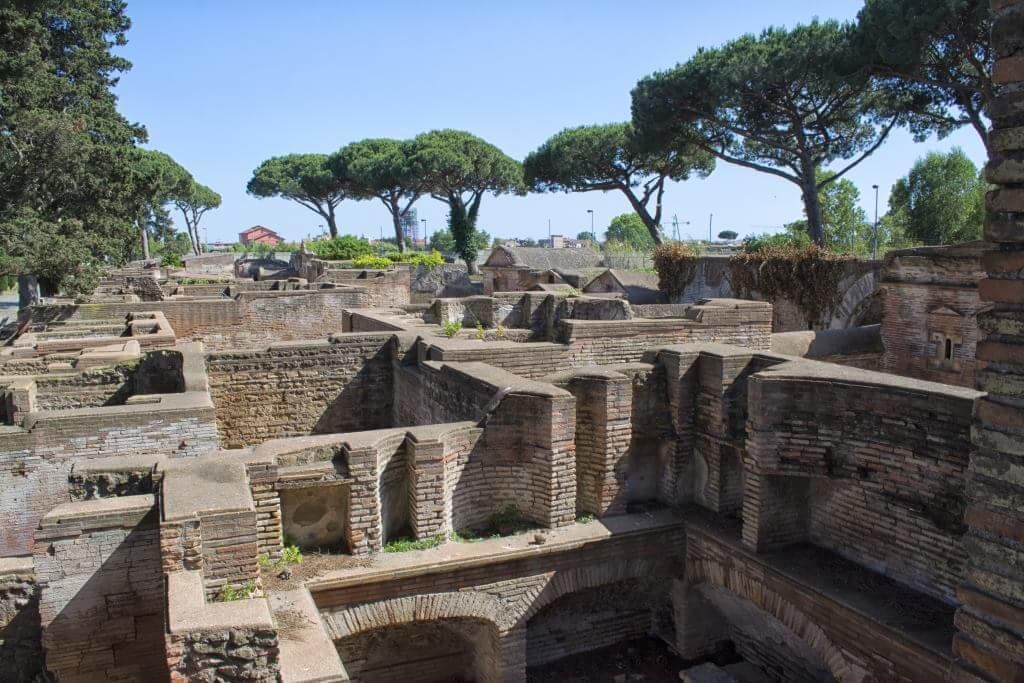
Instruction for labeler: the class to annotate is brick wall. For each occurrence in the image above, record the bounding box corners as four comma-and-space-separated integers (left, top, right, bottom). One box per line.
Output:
206, 333, 396, 448
33, 496, 166, 682
0, 558, 40, 682
31, 363, 136, 410
743, 362, 981, 603
0, 396, 217, 557
880, 242, 991, 388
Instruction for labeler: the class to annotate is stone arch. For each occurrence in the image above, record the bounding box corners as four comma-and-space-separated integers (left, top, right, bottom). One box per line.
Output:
516, 557, 662, 626
688, 558, 859, 682
830, 271, 879, 329
322, 591, 508, 639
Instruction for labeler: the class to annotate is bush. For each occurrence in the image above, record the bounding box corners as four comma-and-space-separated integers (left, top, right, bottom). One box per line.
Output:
729, 244, 854, 328
404, 250, 445, 268
351, 255, 392, 269
442, 321, 462, 338
741, 231, 811, 254
652, 241, 702, 298
308, 235, 374, 261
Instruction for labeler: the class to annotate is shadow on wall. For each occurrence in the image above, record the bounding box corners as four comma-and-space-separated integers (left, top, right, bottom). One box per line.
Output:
334, 617, 498, 683
37, 512, 167, 682
310, 344, 395, 436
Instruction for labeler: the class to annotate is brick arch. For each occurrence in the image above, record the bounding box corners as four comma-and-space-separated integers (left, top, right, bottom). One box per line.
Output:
689, 558, 859, 682
322, 591, 508, 640
830, 271, 878, 329
516, 558, 662, 626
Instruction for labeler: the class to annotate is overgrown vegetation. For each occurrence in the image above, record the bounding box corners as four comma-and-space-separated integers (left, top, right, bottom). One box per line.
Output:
442, 321, 463, 338
386, 249, 445, 268
352, 255, 392, 269
215, 579, 257, 602
258, 544, 304, 572
652, 241, 702, 299
729, 245, 856, 328
382, 535, 445, 553
308, 235, 374, 261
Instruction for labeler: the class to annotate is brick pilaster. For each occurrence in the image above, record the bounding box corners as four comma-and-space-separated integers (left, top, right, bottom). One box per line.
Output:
954, 2, 1024, 679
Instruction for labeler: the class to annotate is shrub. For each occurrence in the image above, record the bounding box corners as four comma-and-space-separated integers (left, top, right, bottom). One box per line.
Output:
352, 255, 392, 269
442, 321, 462, 338
741, 231, 811, 254
308, 235, 374, 260
216, 579, 257, 602
383, 535, 445, 553
652, 241, 702, 298
404, 250, 445, 268
729, 244, 854, 328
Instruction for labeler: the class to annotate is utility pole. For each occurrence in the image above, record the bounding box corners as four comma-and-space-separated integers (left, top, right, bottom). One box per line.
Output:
709, 213, 713, 243
587, 209, 594, 236
872, 184, 880, 260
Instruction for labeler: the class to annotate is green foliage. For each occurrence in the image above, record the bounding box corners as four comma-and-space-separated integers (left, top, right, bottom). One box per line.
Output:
331, 138, 422, 250
652, 241, 702, 298
475, 321, 486, 340
576, 513, 597, 524
172, 180, 221, 255
383, 535, 445, 553
524, 123, 714, 243
412, 130, 524, 268
742, 231, 812, 254
442, 321, 463, 338
783, 170, 877, 255
717, 230, 738, 241
308, 235, 374, 261
729, 245, 857, 328
854, 0, 991, 147
402, 250, 445, 268
605, 213, 655, 251
352, 255, 392, 269
215, 579, 257, 602
632, 20, 904, 245
430, 228, 491, 256
576, 231, 597, 242
0, 0, 150, 297
887, 148, 985, 245
247, 153, 346, 237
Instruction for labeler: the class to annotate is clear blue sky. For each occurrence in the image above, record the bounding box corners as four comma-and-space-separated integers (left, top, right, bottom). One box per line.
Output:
115, 1, 987, 244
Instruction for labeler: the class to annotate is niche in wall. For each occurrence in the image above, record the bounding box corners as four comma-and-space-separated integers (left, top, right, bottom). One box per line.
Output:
280, 483, 349, 551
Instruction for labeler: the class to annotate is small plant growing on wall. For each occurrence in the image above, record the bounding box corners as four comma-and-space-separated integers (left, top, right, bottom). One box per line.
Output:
729, 243, 853, 329
652, 241, 702, 300
475, 321, 486, 340
215, 579, 257, 602
442, 321, 462, 338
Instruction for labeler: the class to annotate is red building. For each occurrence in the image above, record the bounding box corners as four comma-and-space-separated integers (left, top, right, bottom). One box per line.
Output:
238, 225, 283, 246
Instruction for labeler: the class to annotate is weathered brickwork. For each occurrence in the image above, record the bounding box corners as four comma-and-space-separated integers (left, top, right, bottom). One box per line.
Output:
206, 333, 396, 448
743, 362, 981, 603
954, 3, 1024, 680
881, 242, 992, 388
33, 497, 166, 682
0, 399, 216, 558
0, 559, 41, 683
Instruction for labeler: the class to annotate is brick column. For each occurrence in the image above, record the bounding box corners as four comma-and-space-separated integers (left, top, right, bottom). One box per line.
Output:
406, 434, 447, 538
953, 3, 1024, 679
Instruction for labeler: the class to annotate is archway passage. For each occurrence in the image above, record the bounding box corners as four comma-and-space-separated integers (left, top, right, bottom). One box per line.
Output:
525, 579, 672, 670
335, 617, 498, 683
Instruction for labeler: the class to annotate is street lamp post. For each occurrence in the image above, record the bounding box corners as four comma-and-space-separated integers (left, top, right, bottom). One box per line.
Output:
872, 184, 880, 260
587, 209, 594, 236
422, 219, 428, 249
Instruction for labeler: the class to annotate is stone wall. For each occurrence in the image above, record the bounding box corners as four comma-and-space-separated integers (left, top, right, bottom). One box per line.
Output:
880, 242, 991, 388
33, 496, 166, 682
206, 333, 396, 448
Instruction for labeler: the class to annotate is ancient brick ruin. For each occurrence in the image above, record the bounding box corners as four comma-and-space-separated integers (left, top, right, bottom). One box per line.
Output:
1, 7, 1023, 679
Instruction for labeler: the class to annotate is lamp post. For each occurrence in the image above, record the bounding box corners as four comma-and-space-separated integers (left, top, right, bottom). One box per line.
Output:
422, 219, 428, 249
587, 209, 594, 236
872, 184, 880, 260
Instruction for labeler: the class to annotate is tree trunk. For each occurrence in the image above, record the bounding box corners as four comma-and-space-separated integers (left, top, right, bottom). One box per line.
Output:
326, 206, 339, 238
620, 188, 664, 245
391, 207, 406, 253
141, 226, 150, 261
802, 178, 825, 247
18, 274, 40, 310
